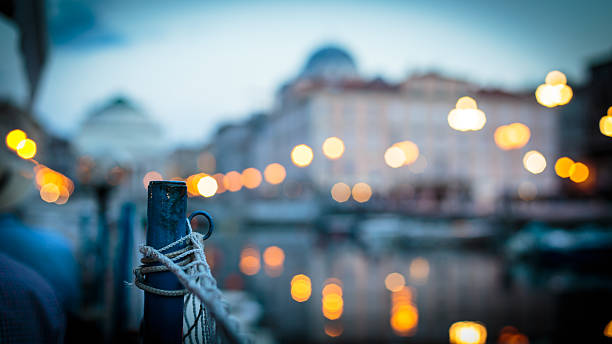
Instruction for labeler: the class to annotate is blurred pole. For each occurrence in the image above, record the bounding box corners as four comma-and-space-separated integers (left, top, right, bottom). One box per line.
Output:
113, 202, 135, 340
95, 185, 111, 309
143, 181, 187, 344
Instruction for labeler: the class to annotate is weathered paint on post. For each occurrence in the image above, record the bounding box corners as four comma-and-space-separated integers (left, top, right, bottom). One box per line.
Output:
143, 181, 187, 344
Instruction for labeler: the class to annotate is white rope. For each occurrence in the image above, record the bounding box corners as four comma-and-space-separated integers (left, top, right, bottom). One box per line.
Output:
134, 219, 245, 344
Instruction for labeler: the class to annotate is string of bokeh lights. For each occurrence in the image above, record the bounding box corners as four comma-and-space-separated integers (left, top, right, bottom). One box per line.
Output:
146, 70, 600, 205
5, 129, 75, 204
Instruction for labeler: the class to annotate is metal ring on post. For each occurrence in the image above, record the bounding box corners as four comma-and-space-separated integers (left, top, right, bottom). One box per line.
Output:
188, 210, 214, 240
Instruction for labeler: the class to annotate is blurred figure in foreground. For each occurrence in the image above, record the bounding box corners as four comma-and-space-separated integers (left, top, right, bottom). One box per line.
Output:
0, 102, 79, 342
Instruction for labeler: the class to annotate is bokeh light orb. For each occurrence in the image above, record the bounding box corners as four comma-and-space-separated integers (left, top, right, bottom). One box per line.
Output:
494, 123, 531, 150
599, 116, 612, 137
5, 129, 26, 150
569, 162, 589, 183
384, 272, 406, 292
330, 182, 351, 203
16, 138, 37, 159
394, 141, 419, 165
545, 70, 567, 85
410, 257, 430, 281
264, 163, 286, 185
322, 137, 345, 160
212, 173, 226, 194
554, 157, 574, 178
241, 167, 262, 189
142, 171, 163, 189
263, 246, 285, 267
40, 183, 60, 203
448, 97, 486, 131
522, 150, 546, 174
291, 144, 314, 167
536, 71, 572, 107
239, 247, 260, 276
449, 321, 487, 344
324, 323, 343, 338
390, 303, 418, 335
290, 274, 312, 302
223, 171, 243, 192
384, 146, 406, 168
196, 175, 218, 197
456, 96, 477, 110
351, 182, 372, 203
322, 283, 343, 297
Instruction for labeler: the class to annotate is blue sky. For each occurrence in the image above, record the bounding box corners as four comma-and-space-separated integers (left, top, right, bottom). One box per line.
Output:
1, 0, 611, 145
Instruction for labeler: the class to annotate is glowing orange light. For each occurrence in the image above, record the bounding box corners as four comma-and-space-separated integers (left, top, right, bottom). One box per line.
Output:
384, 272, 406, 292
321, 279, 344, 320
263, 163, 286, 185
322, 283, 343, 297
263, 245, 285, 277
5, 129, 26, 151
384, 146, 406, 168
142, 171, 163, 189
212, 173, 226, 194
186, 173, 206, 196
197, 175, 218, 197
522, 150, 546, 174
55, 185, 70, 205
239, 247, 260, 276
498, 326, 529, 344
40, 183, 60, 203
223, 171, 243, 192
604, 320, 612, 338
554, 157, 574, 178
291, 144, 314, 167
449, 321, 487, 344
536, 71, 572, 107
448, 97, 486, 132
390, 286, 418, 336
456, 96, 477, 110
569, 162, 589, 183
330, 182, 351, 203
34, 166, 74, 204
494, 123, 531, 150
241, 167, 262, 189
16, 138, 36, 159
322, 137, 345, 160
599, 115, 612, 137
322, 293, 343, 320
291, 274, 312, 302
324, 323, 343, 337
394, 141, 419, 165
351, 182, 372, 203
410, 257, 430, 282
390, 303, 418, 336
263, 246, 285, 267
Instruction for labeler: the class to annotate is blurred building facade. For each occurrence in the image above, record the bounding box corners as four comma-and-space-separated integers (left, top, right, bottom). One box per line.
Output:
75, 96, 166, 198
202, 46, 559, 211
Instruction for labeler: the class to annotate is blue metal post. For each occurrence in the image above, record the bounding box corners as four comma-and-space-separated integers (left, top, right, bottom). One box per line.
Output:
143, 181, 187, 344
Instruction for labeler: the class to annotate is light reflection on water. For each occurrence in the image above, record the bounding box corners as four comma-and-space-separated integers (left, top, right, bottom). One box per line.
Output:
215, 227, 611, 343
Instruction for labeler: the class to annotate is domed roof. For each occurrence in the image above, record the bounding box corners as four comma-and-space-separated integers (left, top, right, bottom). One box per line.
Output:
300, 45, 358, 81
89, 96, 142, 119
76, 96, 164, 162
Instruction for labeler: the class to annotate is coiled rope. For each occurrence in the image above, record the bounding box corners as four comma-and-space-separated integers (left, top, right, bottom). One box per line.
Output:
134, 219, 244, 344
